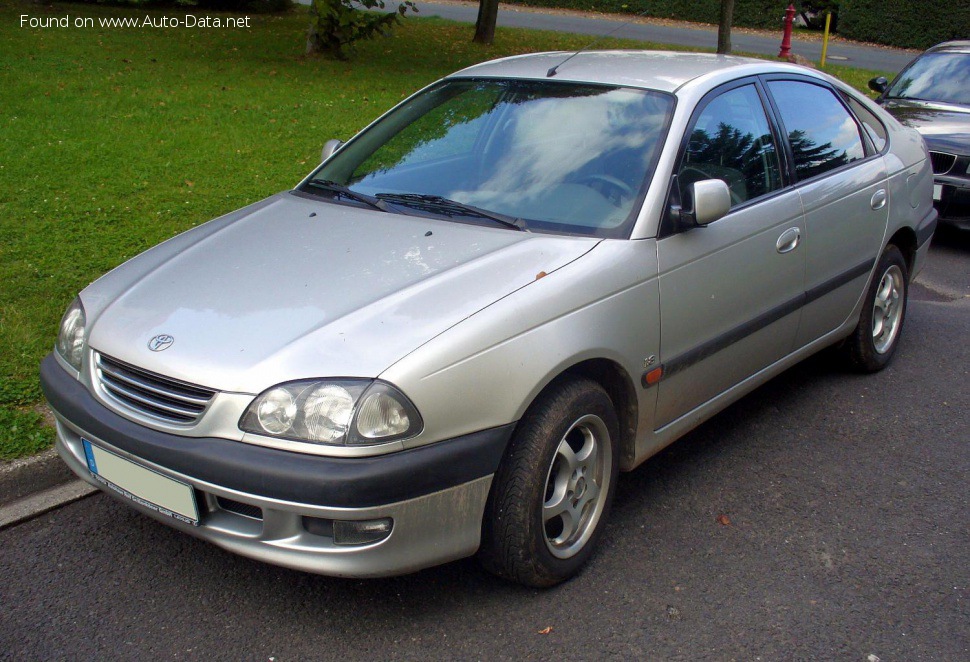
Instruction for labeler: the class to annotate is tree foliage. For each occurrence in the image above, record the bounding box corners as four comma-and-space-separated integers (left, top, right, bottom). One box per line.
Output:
306, 0, 416, 59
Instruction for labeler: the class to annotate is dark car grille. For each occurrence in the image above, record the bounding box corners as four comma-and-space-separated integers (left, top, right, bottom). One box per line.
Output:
96, 353, 216, 424
930, 151, 957, 175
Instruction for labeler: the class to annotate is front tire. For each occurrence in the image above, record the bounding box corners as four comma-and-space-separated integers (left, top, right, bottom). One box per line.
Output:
479, 377, 619, 587
843, 244, 909, 372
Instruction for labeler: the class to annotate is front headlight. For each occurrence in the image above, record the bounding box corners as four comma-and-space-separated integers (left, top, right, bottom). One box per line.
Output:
239, 379, 422, 446
55, 298, 86, 372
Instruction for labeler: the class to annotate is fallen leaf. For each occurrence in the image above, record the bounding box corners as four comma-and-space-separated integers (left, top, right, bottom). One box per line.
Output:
537, 626, 553, 635
717, 514, 731, 526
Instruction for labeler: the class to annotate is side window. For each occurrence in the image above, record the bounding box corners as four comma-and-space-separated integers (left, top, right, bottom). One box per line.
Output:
767, 80, 866, 180
679, 84, 782, 208
841, 92, 888, 152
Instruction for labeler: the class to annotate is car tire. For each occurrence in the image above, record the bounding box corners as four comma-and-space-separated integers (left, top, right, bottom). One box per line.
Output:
842, 244, 909, 373
479, 376, 619, 587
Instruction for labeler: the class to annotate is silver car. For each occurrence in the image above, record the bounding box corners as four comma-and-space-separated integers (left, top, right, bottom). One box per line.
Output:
42, 51, 937, 587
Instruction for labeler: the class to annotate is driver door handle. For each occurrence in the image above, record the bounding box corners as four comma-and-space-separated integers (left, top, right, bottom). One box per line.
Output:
776, 227, 801, 254
871, 189, 887, 210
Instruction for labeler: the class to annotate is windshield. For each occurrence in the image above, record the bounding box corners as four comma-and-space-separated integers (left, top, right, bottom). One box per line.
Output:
887, 52, 970, 106
303, 79, 675, 237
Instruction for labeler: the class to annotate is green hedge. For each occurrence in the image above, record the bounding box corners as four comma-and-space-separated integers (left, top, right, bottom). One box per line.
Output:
502, 0, 810, 31
838, 0, 970, 50
505, 0, 968, 50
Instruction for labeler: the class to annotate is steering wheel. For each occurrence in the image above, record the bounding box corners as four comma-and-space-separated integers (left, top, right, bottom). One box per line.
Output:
679, 167, 744, 207
577, 174, 634, 205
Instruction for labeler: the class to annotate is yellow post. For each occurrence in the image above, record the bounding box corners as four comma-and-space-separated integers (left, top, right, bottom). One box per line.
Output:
820, 12, 832, 68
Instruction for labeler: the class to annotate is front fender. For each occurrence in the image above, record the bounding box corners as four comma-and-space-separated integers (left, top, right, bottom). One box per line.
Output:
381, 239, 661, 454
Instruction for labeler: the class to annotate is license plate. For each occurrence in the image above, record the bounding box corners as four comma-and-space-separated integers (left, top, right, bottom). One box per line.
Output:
933, 184, 942, 201
82, 439, 199, 525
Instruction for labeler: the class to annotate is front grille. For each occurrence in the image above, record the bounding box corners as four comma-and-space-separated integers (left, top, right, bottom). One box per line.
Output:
96, 353, 215, 424
930, 151, 956, 175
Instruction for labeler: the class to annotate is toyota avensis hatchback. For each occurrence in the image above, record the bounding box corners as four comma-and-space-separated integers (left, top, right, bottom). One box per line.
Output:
41, 51, 937, 587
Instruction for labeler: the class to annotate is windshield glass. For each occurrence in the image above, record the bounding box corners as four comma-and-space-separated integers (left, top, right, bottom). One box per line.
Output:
303, 79, 675, 237
887, 52, 970, 106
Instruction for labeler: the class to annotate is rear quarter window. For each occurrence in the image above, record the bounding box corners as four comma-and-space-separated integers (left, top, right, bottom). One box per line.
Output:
840, 92, 888, 153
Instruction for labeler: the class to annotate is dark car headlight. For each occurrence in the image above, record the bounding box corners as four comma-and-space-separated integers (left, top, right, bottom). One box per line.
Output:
240, 379, 422, 446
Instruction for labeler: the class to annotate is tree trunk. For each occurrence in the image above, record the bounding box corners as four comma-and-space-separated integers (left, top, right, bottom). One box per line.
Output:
717, 0, 735, 54
306, 0, 322, 55
473, 0, 499, 44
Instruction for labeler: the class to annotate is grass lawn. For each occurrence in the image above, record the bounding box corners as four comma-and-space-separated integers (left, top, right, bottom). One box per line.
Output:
0, 0, 891, 460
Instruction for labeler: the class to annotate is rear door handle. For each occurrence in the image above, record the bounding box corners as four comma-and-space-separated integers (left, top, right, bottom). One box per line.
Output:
776, 227, 801, 254
871, 189, 887, 210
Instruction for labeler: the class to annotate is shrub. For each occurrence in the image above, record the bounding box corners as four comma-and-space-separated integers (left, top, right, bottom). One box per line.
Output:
838, 0, 970, 50
305, 0, 416, 59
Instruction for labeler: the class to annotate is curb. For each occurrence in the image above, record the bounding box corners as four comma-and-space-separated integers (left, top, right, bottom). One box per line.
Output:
0, 448, 76, 505
0, 480, 97, 530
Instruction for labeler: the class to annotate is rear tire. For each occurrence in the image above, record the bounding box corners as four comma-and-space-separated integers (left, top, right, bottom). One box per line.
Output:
842, 244, 908, 372
479, 377, 619, 587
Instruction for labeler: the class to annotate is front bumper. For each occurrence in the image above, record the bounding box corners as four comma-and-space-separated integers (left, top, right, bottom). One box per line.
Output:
41, 354, 514, 577
934, 174, 970, 230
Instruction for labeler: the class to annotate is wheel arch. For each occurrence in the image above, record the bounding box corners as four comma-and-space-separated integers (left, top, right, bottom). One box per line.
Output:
514, 358, 639, 471
886, 226, 917, 276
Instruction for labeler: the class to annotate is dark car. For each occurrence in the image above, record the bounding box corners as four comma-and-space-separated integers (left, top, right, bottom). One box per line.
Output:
870, 41, 970, 230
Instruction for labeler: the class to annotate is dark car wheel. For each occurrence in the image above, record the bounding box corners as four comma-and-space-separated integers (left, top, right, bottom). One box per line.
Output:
479, 376, 619, 587
843, 244, 909, 372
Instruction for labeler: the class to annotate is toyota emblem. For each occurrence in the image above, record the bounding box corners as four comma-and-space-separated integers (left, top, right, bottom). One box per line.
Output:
148, 334, 175, 352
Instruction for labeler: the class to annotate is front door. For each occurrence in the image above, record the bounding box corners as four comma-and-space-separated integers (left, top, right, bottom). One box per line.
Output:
655, 82, 804, 429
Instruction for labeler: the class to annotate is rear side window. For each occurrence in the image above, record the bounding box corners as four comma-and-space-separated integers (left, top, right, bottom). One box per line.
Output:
768, 80, 866, 181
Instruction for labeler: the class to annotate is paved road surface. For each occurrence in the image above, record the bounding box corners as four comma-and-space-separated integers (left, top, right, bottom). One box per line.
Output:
2, 232, 966, 659
395, 1, 915, 73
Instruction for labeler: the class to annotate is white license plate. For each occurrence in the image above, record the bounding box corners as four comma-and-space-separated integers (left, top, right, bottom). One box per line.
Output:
82, 439, 199, 525
933, 184, 942, 201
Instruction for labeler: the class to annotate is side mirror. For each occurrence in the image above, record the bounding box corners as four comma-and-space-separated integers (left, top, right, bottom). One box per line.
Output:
686, 179, 731, 226
868, 76, 889, 95
321, 139, 343, 162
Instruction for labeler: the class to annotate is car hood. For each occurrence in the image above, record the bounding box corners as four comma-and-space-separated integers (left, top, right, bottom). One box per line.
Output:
84, 192, 600, 394
881, 99, 970, 154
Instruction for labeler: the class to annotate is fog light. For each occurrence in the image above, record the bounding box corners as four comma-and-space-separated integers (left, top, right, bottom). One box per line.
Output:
333, 518, 393, 546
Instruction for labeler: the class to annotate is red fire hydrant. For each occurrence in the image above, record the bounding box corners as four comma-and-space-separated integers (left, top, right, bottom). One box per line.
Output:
778, 3, 796, 58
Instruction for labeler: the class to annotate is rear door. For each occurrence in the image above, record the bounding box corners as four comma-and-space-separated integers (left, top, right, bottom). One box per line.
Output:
764, 78, 890, 346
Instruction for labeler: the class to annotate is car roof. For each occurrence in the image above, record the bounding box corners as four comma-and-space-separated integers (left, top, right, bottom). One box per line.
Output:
926, 41, 970, 54
447, 50, 818, 93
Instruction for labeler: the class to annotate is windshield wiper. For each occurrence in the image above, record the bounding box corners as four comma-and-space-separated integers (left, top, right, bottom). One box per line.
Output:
376, 193, 529, 232
305, 180, 389, 213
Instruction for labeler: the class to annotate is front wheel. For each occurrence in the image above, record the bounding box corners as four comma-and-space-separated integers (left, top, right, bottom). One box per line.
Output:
479, 377, 619, 587
842, 244, 909, 372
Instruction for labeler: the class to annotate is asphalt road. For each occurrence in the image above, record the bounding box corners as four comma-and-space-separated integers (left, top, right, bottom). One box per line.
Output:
2, 231, 967, 660
393, 1, 916, 73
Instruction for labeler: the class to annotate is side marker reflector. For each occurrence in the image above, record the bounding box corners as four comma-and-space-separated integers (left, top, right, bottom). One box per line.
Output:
642, 367, 663, 387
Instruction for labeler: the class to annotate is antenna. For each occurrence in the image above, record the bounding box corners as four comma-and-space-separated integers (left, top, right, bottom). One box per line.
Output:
546, 9, 652, 78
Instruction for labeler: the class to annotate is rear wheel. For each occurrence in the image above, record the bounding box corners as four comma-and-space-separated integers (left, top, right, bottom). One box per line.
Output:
842, 244, 909, 372
479, 377, 619, 587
